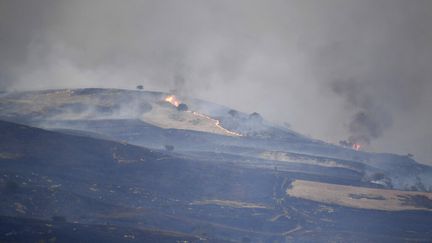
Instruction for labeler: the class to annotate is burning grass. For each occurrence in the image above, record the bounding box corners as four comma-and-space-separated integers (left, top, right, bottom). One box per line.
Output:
140, 95, 242, 136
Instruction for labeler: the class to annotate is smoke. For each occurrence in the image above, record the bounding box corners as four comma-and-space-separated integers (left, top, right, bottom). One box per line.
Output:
332, 80, 393, 146
298, 0, 432, 155
0, 0, 432, 163
0, 0, 259, 93
346, 111, 392, 145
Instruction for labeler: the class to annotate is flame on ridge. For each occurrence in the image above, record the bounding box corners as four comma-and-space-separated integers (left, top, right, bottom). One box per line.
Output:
163, 95, 242, 136
164, 95, 180, 107
352, 143, 361, 151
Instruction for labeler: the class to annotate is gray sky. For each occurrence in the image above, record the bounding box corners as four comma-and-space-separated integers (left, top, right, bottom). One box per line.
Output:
1, 0, 432, 164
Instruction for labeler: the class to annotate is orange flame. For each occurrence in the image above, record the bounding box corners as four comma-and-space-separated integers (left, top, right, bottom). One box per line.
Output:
164, 95, 180, 107
352, 143, 361, 151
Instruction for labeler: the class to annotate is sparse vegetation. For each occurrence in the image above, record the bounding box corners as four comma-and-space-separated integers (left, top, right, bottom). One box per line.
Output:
4, 180, 20, 193
399, 195, 432, 209
370, 172, 385, 181
228, 109, 239, 117
164, 144, 174, 152
138, 102, 152, 113
242, 237, 251, 243
51, 215, 67, 223
0, 152, 20, 159
177, 103, 188, 111
249, 112, 263, 121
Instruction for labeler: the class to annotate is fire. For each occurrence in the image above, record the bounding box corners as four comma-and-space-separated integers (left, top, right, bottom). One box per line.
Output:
352, 143, 361, 151
191, 111, 242, 136
163, 95, 242, 136
164, 95, 180, 107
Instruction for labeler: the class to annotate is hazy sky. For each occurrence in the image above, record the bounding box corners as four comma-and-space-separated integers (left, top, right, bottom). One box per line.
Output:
1, 0, 432, 164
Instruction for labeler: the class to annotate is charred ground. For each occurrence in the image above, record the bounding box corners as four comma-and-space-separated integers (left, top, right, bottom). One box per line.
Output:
1, 89, 432, 242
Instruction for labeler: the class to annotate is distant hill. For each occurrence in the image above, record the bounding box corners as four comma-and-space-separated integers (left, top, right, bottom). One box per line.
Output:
1, 88, 430, 192
1, 89, 432, 242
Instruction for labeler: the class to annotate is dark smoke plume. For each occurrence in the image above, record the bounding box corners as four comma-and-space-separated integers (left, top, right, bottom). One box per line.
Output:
1, 0, 431, 163
333, 80, 392, 146
347, 111, 392, 145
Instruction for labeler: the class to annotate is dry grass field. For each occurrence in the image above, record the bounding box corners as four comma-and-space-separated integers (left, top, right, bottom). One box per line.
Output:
287, 180, 432, 211
141, 104, 238, 136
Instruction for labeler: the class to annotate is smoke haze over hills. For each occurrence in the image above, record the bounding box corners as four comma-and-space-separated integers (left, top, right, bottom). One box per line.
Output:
1, 0, 431, 164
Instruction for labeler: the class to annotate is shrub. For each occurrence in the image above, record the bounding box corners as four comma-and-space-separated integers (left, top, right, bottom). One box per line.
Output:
4, 180, 19, 193
51, 215, 67, 223
164, 145, 175, 152
177, 103, 188, 111
228, 109, 239, 117
241, 237, 251, 243
370, 172, 385, 181
249, 112, 263, 122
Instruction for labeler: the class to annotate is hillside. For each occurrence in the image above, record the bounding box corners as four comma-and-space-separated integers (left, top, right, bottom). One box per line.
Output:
1, 88, 430, 192
1, 89, 432, 242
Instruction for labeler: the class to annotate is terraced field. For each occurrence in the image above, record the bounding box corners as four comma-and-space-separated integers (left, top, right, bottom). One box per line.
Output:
287, 180, 432, 211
